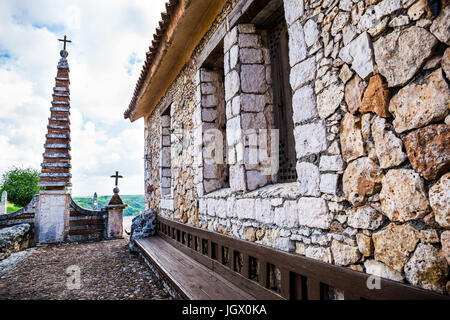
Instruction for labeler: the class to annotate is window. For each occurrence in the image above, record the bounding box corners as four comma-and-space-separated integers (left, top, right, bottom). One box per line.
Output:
160, 104, 172, 196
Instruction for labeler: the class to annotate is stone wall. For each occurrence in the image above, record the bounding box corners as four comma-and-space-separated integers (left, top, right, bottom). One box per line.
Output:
144, 0, 450, 294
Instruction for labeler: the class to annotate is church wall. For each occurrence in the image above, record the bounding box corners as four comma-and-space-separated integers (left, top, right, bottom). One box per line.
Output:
144, 0, 450, 294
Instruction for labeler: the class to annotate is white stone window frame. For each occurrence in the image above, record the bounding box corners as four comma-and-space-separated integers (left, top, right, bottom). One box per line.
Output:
193, 66, 230, 197
160, 103, 174, 201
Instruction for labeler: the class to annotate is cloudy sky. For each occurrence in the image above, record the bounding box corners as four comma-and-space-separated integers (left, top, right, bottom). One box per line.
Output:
0, 0, 167, 196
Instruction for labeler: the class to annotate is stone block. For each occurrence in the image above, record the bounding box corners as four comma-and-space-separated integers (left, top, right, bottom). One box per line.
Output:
240, 65, 266, 93
320, 174, 339, 195
298, 197, 331, 229
288, 20, 307, 67
292, 85, 317, 124
290, 56, 315, 91
241, 94, 265, 113
296, 162, 320, 196
274, 200, 299, 229
283, 0, 304, 26
240, 48, 263, 64
319, 155, 344, 172
294, 121, 327, 158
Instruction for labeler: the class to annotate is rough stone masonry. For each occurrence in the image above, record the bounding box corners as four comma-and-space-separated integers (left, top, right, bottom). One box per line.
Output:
129, 0, 450, 295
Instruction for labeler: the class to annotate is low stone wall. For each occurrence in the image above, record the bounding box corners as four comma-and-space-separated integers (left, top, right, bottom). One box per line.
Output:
0, 195, 37, 245
68, 197, 108, 242
0, 224, 31, 261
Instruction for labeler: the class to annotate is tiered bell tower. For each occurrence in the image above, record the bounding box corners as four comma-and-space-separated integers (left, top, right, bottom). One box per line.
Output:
36, 36, 73, 244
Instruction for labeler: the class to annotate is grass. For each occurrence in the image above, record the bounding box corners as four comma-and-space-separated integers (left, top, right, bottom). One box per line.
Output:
73, 195, 145, 217
0, 201, 23, 214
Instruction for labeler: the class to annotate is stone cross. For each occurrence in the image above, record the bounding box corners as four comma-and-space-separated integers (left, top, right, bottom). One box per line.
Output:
93, 192, 98, 210
1, 191, 7, 215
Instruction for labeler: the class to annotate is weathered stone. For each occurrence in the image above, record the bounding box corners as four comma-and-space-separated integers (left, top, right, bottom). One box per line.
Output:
359, 0, 402, 30
129, 210, 156, 253
294, 121, 328, 158
292, 85, 318, 124
296, 162, 320, 196
380, 169, 430, 222
283, 0, 304, 25
0, 224, 31, 260
442, 48, 450, 79
317, 83, 344, 119
368, 17, 389, 37
407, 0, 428, 21
243, 228, 256, 242
290, 56, 316, 91
343, 157, 382, 207
441, 231, 450, 265
364, 260, 404, 282
339, 32, 375, 80
305, 246, 332, 263
288, 20, 307, 66
346, 205, 384, 230
403, 124, 450, 181
331, 240, 361, 266
340, 113, 365, 162
372, 117, 407, 169
404, 243, 449, 293
344, 74, 365, 114
240, 65, 266, 93
241, 94, 265, 113
304, 19, 319, 47
339, 64, 353, 84
319, 155, 344, 172
275, 200, 299, 228
240, 48, 263, 64
320, 174, 339, 194
361, 113, 372, 140
389, 15, 410, 27
331, 11, 350, 36
429, 172, 450, 229
420, 229, 440, 244
374, 26, 438, 87
298, 197, 331, 229
430, 5, 450, 45
225, 70, 240, 101
390, 69, 449, 133
246, 170, 268, 191
356, 234, 373, 257
360, 74, 391, 118
373, 223, 420, 272
342, 25, 357, 46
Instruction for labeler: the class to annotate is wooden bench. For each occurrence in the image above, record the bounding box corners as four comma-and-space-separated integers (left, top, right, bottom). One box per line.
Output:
136, 216, 450, 300
136, 237, 256, 300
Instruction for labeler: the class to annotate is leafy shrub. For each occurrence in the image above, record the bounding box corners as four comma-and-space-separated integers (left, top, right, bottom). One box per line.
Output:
0, 167, 40, 207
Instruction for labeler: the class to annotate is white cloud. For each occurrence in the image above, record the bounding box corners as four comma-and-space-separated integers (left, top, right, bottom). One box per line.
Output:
0, 0, 166, 196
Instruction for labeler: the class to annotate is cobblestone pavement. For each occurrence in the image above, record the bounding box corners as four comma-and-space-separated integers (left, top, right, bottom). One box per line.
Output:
0, 237, 172, 300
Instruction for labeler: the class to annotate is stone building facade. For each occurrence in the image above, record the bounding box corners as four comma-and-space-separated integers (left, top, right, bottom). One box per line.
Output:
126, 0, 450, 294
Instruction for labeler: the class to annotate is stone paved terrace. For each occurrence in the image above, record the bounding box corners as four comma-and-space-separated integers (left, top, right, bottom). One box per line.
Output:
0, 235, 172, 300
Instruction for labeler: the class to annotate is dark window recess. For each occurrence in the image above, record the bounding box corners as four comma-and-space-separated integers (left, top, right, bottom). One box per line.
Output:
249, 256, 259, 282
268, 19, 297, 183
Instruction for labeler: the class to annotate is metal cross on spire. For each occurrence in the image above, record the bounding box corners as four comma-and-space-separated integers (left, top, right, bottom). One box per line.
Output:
58, 35, 72, 50
111, 171, 123, 187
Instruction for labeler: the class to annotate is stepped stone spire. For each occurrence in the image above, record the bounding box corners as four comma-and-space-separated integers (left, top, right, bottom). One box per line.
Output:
38, 36, 73, 189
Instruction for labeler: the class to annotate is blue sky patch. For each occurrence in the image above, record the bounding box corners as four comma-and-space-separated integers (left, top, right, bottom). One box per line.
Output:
126, 52, 142, 75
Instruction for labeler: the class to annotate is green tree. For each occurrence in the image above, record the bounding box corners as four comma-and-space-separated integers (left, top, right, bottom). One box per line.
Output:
0, 167, 40, 207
